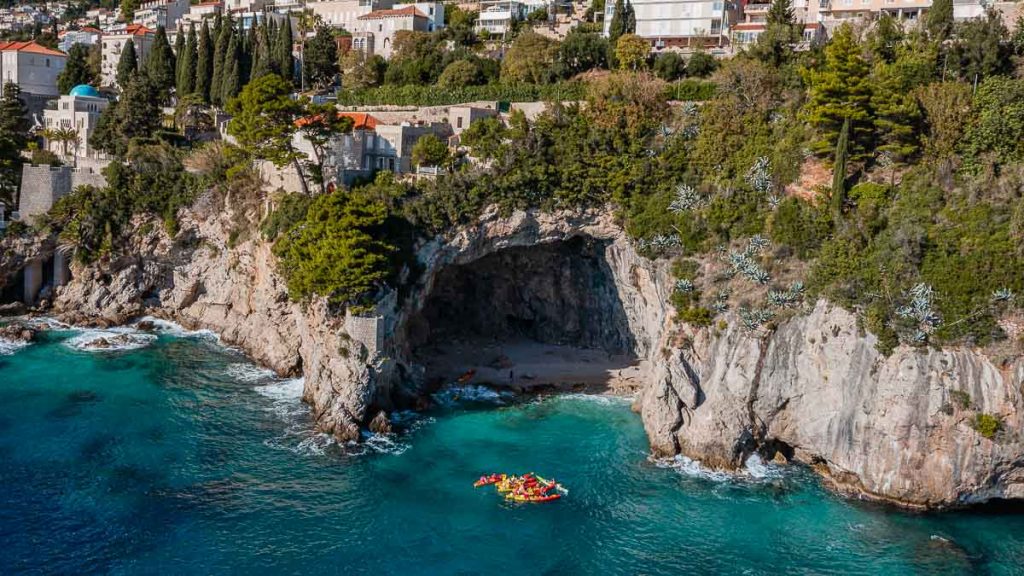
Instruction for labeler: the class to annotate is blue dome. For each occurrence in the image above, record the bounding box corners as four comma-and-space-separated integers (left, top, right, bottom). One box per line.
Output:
68, 84, 100, 98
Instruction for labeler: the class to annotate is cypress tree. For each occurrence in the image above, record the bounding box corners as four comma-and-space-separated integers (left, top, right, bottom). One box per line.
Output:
178, 26, 197, 96
607, 0, 625, 44
116, 38, 138, 88
196, 23, 213, 103
221, 32, 241, 104
276, 17, 294, 84
266, 18, 278, 75
174, 28, 185, 92
242, 18, 256, 85
624, 0, 636, 33
143, 25, 175, 102
211, 16, 232, 106
251, 21, 273, 80
831, 118, 849, 222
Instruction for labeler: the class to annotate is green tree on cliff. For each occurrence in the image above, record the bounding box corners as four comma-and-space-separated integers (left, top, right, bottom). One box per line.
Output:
116, 38, 138, 88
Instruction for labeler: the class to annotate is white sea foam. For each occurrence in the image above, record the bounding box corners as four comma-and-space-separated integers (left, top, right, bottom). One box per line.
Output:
65, 329, 157, 352
432, 384, 514, 406
227, 362, 278, 383
558, 393, 634, 406
654, 453, 784, 482
133, 316, 218, 340
0, 337, 30, 356
743, 454, 783, 480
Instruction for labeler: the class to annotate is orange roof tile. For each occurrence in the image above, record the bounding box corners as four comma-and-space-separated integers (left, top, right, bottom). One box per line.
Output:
358, 6, 427, 20
295, 111, 378, 130
0, 41, 67, 57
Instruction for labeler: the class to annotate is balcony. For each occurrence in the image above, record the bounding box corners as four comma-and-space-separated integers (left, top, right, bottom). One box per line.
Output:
745, 3, 771, 13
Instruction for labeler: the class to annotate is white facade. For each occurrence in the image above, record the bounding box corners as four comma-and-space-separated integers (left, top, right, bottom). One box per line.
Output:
42, 92, 110, 160
0, 41, 66, 97
394, 2, 445, 30
308, 0, 395, 31
58, 28, 102, 53
477, 1, 528, 35
133, 0, 191, 32
603, 0, 731, 47
101, 25, 155, 88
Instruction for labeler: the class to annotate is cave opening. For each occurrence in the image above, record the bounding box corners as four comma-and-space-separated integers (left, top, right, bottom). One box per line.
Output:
405, 236, 641, 391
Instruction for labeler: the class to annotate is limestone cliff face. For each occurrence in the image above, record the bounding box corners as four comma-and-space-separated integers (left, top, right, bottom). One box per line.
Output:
8, 202, 1023, 508
637, 301, 1024, 508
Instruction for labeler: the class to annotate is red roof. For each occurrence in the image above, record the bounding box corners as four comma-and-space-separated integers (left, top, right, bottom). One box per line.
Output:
106, 24, 155, 37
358, 6, 427, 20
0, 41, 66, 57
295, 111, 378, 130
80, 26, 103, 34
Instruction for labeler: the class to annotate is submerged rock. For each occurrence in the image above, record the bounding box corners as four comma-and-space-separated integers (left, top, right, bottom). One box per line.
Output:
0, 323, 37, 343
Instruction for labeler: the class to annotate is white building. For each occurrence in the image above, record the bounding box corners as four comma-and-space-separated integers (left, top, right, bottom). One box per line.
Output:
58, 26, 102, 53
0, 40, 66, 97
100, 24, 156, 88
603, 0, 734, 48
133, 0, 191, 32
477, 1, 529, 35
308, 0, 396, 31
41, 84, 110, 161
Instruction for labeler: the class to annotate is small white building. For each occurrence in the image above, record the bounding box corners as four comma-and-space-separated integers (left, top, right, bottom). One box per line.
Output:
308, 0, 395, 32
355, 5, 431, 59
603, 0, 734, 49
0, 40, 66, 97
477, 1, 528, 36
42, 84, 110, 161
101, 24, 156, 88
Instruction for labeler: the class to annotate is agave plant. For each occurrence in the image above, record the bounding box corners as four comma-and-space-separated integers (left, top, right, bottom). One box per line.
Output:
723, 237, 772, 285
896, 283, 942, 342
746, 156, 773, 195
739, 307, 775, 331
767, 281, 805, 309
712, 289, 731, 313
674, 278, 695, 293
991, 287, 1014, 303
668, 184, 706, 213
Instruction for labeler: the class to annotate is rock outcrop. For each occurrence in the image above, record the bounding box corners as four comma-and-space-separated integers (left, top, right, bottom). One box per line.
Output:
637, 301, 1024, 508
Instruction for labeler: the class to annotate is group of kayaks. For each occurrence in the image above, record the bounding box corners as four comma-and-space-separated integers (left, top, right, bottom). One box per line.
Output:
473, 472, 567, 503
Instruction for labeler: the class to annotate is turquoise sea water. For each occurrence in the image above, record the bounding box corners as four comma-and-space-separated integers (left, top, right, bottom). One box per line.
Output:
2, 327, 1024, 575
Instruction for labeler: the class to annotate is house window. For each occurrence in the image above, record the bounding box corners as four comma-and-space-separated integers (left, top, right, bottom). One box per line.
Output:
457, 116, 463, 129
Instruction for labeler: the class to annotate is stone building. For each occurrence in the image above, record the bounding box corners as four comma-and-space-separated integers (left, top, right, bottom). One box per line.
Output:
0, 40, 67, 115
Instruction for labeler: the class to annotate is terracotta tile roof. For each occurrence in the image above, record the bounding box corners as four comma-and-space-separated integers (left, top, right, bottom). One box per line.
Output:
357, 6, 427, 20
0, 41, 67, 57
80, 26, 103, 34
125, 24, 156, 36
295, 111, 378, 130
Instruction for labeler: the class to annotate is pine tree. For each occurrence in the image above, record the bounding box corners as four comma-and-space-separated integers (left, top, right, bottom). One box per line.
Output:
196, 23, 213, 102
303, 25, 338, 89
831, 118, 849, 222
116, 38, 138, 88
211, 16, 232, 106
804, 24, 873, 159
275, 17, 294, 85
178, 26, 197, 97
926, 0, 953, 42
221, 32, 241, 105
871, 60, 921, 161
143, 26, 175, 103
753, 0, 802, 66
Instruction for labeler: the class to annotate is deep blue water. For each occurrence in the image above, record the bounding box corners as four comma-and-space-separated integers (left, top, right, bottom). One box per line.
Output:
2, 325, 1024, 575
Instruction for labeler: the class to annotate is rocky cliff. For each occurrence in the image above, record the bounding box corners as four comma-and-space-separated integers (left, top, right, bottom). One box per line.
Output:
3, 202, 1022, 508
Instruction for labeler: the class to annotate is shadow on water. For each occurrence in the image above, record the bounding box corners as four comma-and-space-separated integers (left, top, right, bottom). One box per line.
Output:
46, 390, 102, 419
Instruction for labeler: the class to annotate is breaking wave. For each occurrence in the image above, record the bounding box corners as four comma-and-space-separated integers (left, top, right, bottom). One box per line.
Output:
0, 337, 30, 356
653, 453, 784, 483
227, 362, 278, 384
432, 384, 515, 406
133, 316, 218, 340
65, 329, 157, 352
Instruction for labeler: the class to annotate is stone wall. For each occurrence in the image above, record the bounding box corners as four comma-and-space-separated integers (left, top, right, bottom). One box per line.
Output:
17, 164, 107, 221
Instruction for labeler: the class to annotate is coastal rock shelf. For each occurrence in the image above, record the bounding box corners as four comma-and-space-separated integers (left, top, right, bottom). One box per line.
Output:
2, 204, 1023, 508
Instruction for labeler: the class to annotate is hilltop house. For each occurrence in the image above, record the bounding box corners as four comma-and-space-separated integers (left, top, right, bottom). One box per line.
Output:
0, 40, 67, 115
101, 24, 156, 88
41, 84, 110, 163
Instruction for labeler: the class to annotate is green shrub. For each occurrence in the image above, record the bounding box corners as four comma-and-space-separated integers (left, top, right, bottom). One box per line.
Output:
864, 301, 899, 356
335, 82, 585, 106
677, 305, 714, 327
769, 196, 832, 259
668, 79, 717, 101
972, 413, 1002, 439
